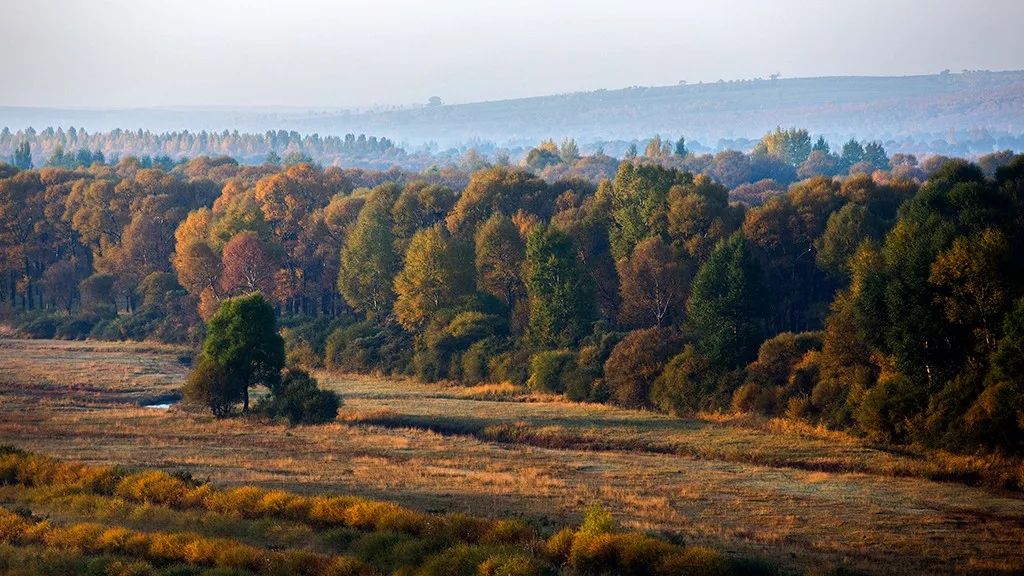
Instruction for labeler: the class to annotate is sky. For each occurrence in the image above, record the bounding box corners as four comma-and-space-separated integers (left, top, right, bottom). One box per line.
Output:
3, 0, 1024, 109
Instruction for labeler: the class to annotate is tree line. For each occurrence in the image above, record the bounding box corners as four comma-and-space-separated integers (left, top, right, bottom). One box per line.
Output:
2, 129, 1022, 455
1, 127, 406, 170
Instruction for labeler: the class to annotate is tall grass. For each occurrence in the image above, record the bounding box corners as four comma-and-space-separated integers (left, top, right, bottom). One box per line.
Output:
0, 448, 792, 576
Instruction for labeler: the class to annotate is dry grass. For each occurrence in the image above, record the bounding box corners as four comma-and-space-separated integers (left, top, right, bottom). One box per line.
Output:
1, 338, 1023, 575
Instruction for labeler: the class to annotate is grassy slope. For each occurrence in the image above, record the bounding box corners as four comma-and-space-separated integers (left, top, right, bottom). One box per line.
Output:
1, 338, 1022, 575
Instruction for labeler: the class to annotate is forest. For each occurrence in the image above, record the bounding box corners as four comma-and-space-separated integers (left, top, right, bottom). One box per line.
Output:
2, 126, 1023, 458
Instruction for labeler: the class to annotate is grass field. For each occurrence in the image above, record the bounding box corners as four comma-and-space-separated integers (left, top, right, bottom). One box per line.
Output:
1, 338, 1023, 575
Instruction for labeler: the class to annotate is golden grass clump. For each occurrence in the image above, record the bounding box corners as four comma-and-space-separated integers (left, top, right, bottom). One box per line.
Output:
343, 500, 429, 535
115, 470, 190, 506
0, 505, 373, 576
477, 551, 545, 576
658, 546, 731, 576
479, 518, 535, 546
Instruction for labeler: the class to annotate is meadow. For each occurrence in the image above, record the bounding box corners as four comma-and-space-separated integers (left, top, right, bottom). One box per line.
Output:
1, 338, 1023, 575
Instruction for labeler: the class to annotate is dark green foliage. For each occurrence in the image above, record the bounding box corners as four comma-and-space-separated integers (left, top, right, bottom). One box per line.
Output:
527, 350, 577, 393
686, 233, 765, 369
609, 163, 692, 260
651, 345, 720, 415
186, 293, 285, 415
524, 225, 595, 348
325, 320, 412, 375
183, 355, 236, 418
257, 368, 341, 425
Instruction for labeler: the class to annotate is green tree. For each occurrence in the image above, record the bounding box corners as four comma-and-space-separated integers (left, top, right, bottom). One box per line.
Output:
609, 163, 691, 260
525, 225, 595, 348
560, 138, 580, 164
840, 139, 865, 170
812, 136, 830, 154
187, 293, 285, 415
394, 225, 473, 330
338, 193, 399, 319
863, 142, 890, 171
674, 136, 687, 157
686, 233, 764, 368
474, 214, 526, 308
752, 127, 811, 166
12, 142, 31, 170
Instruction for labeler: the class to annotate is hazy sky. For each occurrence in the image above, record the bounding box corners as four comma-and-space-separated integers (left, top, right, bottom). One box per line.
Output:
3, 0, 1023, 108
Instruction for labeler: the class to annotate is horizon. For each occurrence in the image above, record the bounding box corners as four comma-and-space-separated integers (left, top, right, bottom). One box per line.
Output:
0, 68, 1019, 112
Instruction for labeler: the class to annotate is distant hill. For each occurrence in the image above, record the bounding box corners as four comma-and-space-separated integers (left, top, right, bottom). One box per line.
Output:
312, 71, 1024, 150
2, 71, 1023, 153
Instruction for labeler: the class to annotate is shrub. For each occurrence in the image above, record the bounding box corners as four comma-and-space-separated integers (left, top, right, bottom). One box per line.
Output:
55, 316, 99, 340
604, 328, 680, 408
612, 533, 678, 575
731, 382, 778, 414
477, 552, 545, 576
344, 502, 428, 535
116, 471, 190, 507
17, 313, 61, 338
543, 528, 575, 564
325, 321, 411, 375
479, 519, 534, 546
658, 546, 730, 576
567, 532, 617, 573
257, 368, 341, 425
526, 350, 576, 393
651, 345, 717, 415
460, 338, 502, 384
489, 349, 531, 386
414, 544, 494, 576
183, 355, 237, 418
855, 375, 926, 444
322, 556, 372, 576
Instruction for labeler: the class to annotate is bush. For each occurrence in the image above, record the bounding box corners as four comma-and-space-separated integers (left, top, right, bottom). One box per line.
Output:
855, 375, 926, 444
489, 349, 531, 386
55, 317, 97, 340
460, 338, 502, 384
526, 350, 576, 393
477, 552, 545, 576
183, 355, 236, 418
651, 345, 718, 415
479, 519, 534, 546
257, 368, 341, 425
17, 313, 61, 338
604, 328, 681, 408
658, 546, 730, 576
326, 320, 412, 375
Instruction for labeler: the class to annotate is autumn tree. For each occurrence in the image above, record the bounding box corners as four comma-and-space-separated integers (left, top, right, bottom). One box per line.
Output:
220, 231, 279, 298
446, 167, 552, 237
616, 236, 687, 327
752, 127, 812, 166
603, 327, 680, 408
666, 174, 738, 262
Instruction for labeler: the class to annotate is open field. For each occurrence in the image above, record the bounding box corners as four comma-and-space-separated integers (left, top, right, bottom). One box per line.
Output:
1, 338, 1023, 575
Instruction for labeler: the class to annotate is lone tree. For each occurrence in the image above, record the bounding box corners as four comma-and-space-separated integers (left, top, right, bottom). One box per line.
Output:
185, 293, 284, 416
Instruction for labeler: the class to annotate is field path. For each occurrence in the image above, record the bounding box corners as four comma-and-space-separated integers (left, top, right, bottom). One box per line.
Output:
1, 338, 1022, 575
